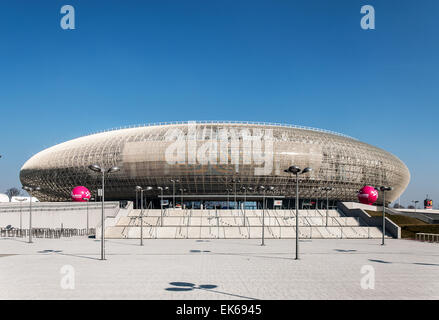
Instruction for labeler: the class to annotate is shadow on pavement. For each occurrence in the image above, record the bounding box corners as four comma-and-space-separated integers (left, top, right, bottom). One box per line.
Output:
165, 282, 258, 300
334, 249, 357, 253
368, 259, 392, 264
37, 249, 100, 261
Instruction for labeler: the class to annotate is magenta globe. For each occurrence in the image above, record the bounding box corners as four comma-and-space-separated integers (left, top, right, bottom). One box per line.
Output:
71, 186, 91, 202
357, 185, 378, 205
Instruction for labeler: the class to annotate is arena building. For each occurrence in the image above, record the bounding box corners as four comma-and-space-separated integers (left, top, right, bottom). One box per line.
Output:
19, 121, 410, 208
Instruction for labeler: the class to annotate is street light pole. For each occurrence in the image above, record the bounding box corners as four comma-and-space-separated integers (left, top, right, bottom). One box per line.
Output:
101, 170, 105, 255
243, 187, 252, 227
242, 187, 246, 210
160, 187, 163, 226
295, 173, 299, 256
379, 186, 393, 246
383, 190, 385, 245
140, 188, 144, 246
22, 186, 41, 243
321, 187, 333, 227
173, 180, 175, 209
242, 186, 247, 226
88, 164, 120, 260
29, 192, 33, 242
259, 186, 266, 246
17, 197, 27, 230
412, 200, 419, 212
157, 187, 163, 227
20, 200, 22, 230
284, 166, 312, 260
135, 186, 152, 246
179, 188, 186, 209
234, 179, 237, 209
170, 179, 179, 209
83, 197, 90, 235
158, 187, 167, 227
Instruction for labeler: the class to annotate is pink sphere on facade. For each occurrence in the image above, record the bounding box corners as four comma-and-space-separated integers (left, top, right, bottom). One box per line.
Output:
71, 186, 91, 202
357, 185, 378, 205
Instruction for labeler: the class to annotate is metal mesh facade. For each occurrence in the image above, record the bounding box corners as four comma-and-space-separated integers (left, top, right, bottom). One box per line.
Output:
19, 121, 410, 204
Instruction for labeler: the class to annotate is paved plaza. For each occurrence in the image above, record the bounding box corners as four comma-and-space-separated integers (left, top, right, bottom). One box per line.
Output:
0, 237, 438, 300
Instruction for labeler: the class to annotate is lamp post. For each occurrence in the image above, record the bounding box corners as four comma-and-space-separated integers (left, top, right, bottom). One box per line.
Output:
135, 187, 139, 209
88, 164, 120, 260
145, 186, 153, 208
232, 178, 239, 209
284, 165, 312, 260
136, 186, 144, 246
16, 197, 27, 230
145, 186, 153, 239
242, 186, 246, 210
412, 200, 419, 212
234, 179, 237, 209
82, 197, 90, 235
170, 179, 179, 208
321, 187, 333, 227
259, 186, 266, 246
243, 187, 253, 227
179, 188, 186, 209
242, 186, 247, 225
89, 197, 95, 235
313, 189, 319, 210
379, 186, 393, 246
136, 186, 153, 246
258, 186, 273, 246
157, 186, 168, 226
22, 186, 40, 243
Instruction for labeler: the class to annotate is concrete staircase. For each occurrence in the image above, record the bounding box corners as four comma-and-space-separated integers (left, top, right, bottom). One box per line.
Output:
105, 207, 385, 239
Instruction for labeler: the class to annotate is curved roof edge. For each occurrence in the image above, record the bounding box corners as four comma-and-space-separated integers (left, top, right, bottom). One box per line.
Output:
84, 120, 358, 140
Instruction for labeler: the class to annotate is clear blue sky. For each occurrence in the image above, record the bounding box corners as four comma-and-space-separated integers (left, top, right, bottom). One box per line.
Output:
0, 0, 437, 207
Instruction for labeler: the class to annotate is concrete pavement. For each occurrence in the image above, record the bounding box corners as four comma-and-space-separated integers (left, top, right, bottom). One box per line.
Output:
0, 237, 438, 299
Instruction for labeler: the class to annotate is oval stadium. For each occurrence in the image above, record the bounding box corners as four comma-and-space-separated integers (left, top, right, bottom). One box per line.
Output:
19, 121, 410, 208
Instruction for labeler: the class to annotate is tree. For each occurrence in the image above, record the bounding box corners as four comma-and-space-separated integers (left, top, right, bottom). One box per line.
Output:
5, 188, 21, 201
393, 203, 405, 209
407, 205, 415, 209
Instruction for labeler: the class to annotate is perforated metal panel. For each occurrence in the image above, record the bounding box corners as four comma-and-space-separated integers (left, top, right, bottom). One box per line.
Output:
19, 121, 410, 204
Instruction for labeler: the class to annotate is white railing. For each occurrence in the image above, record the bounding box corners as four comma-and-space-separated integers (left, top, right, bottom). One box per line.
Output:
416, 233, 439, 243
331, 217, 344, 239
83, 120, 357, 140
0, 201, 120, 213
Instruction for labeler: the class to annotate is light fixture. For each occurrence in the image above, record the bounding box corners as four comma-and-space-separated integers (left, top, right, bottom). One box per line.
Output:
284, 165, 313, 260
